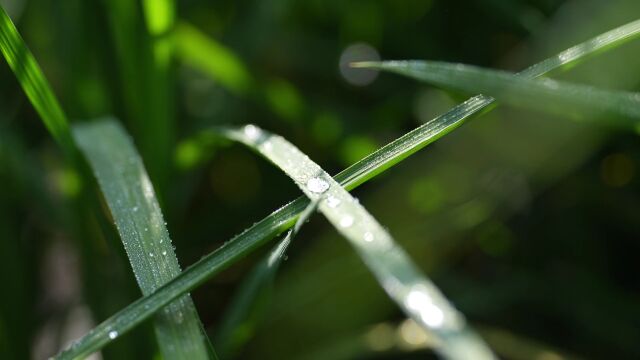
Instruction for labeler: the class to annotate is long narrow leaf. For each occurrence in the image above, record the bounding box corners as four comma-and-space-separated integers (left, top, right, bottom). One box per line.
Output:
354, 60, 640, 126
0, 6, 74, 156
54, 19, 640, 359
214, 200, 319, 358
222, 125, 495, 359
173, 22, 253, 94
71, 119, 211, 359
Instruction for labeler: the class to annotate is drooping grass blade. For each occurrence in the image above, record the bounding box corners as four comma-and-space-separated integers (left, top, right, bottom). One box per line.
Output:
71, 119, 212, 360
214, 200, 319, 358
354, 60, 640, 126
54, 19, 640, 359
221, 125, 495, 359
0, 6, 74, 156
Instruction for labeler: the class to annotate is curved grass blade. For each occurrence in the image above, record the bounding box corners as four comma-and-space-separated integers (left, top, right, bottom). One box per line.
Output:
222, 126, 495, 359
71, 119, 211, 360
355, 60, 640, 126
0, 6, 74, 156
54, 20, 640, 359
214, 200, 319, 358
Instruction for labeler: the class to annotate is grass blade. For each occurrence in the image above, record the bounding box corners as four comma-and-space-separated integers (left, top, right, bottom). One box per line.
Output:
355, 60, 640, 126
173, 22, 253, 94
214, 200, 319, 358
172, 22, 306, 123
222, 125, 495, 359
71, 119, 211, 359
102, 0, 174, 194
54, 19, 640, 359
0, 6, 74, 156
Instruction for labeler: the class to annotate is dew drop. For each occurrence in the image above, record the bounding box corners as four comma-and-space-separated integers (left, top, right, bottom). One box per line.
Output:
132, 206, 139, 212
307, 177, 330, 194
405, 288, 445, 328
326, 196, 341, 208
364, 232, 374, 242
162, 251, 167, 256
340, 215, 354, 228
149, 252, 154, 257
108, 330, 118, 339
243, 124, 261, 141
144, 227, 148, 232
175, 311, 184, 324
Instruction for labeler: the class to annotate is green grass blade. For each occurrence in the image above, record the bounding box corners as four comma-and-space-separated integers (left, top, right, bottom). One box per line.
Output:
172, 22, 306, 123
521, 19, 640, 77
102, 0, 174, 194
0, 6, 74, 156
173, 22, 253, 94
222, 125, 495, 359
355, 60, 640, 126
54, 20, 640, 359
71, 119, 211, 360
214, 200, 319, 358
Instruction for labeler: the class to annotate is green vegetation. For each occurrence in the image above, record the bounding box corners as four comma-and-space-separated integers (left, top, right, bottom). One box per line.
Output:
1, 1, 639, 359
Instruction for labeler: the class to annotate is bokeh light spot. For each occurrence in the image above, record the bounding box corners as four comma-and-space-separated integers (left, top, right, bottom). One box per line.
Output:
339, 42, 380, 86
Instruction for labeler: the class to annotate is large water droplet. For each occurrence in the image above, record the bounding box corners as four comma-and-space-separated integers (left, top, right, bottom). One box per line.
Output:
108, 330, 118, 339
243, 124, 261, 141
307, 177, 330, 194
340, 215, 354, 228
326, 196, 341, 208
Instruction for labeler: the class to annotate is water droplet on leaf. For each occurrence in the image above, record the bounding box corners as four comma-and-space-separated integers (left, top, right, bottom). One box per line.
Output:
326, 196, 341, 208
307, 177, 330, 194
340, 215, 354, 228
364, 232, 374, 242
243, 124, 262, 141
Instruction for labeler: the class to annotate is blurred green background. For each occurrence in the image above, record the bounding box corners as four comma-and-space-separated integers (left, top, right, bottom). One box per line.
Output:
1, 0, 639, 358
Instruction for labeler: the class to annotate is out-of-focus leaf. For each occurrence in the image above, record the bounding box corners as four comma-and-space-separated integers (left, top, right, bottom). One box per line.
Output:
173, 22, 253, 94
355, 60, 640, 126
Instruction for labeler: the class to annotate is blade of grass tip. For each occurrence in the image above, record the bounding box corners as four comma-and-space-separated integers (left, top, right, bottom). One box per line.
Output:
0, 6, 74, 157
214, 199, 319, 358
71, 118, 212, 360
54, 20, 640, 359
356, 60, 640, 128
221, 125, 495, 360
